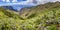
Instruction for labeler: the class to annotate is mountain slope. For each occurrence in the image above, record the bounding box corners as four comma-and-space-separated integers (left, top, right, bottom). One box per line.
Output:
0, 2, 60, 30
20, 2, 60, 19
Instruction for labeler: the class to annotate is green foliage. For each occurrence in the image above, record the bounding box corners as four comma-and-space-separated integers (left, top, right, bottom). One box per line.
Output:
0, 2, 60, 30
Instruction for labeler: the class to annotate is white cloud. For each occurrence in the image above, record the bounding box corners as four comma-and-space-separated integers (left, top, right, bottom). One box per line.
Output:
9, 0, 60, 6
20, 0, 60, 5
33, 0, 60, 5
1, 0, 60, 6
12, 0, 17, 2
2, 0, 5, 2
6, 0, 10, 2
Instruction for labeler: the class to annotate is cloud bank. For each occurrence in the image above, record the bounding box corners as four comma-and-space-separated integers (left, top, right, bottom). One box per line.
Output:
0, 0, 60, 11
1, 0, 60, 6
11, 0, 60, 11
11, 0, 60, 6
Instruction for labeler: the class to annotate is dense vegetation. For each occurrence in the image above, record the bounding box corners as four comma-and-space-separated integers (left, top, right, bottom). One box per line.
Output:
0, 2, 60, 30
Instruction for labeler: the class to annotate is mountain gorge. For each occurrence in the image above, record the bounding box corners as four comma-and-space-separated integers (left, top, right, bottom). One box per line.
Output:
0, 2, 60, 30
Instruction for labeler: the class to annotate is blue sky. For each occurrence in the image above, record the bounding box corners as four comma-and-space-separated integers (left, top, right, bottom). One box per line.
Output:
0, 0, 60, 11
0, 0, 60, 6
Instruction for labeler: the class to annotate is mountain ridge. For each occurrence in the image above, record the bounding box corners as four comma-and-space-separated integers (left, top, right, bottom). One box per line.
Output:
0, 2, 60, 30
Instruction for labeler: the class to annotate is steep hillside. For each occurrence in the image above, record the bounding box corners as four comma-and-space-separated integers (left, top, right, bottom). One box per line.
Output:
0, 2, 60, 30
20, 2, 60, 19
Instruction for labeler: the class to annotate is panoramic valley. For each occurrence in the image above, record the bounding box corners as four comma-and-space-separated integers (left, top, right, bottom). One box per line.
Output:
0, 2, 60, 30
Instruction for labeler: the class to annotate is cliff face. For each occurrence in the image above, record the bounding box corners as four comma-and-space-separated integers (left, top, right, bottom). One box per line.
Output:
0, 2, 60, 30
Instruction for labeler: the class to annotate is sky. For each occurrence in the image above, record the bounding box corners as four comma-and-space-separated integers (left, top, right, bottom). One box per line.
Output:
0, 0, 60, 6
0, 0, 60, 11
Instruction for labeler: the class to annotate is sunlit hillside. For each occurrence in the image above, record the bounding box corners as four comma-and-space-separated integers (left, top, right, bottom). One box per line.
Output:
0, 2, 60, 30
